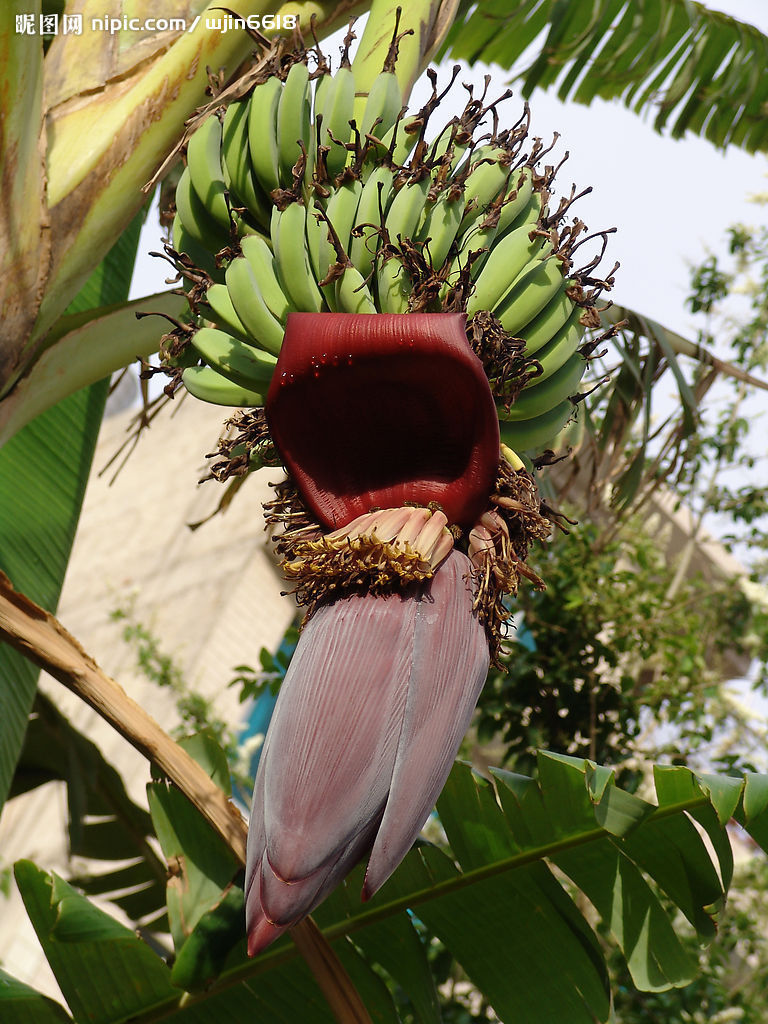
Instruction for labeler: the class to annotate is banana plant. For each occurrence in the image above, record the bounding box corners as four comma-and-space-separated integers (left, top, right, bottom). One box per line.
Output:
5, 0, 768, 436
3, 609, 768, 1024
3, 574, 768, 1023
12, 752, 762, 1024
0, 0, 454, 778
0, 14, 454, 1002
4, 1, 768, 1019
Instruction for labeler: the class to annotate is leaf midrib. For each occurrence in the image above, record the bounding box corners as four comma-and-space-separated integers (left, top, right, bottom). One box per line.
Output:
135, 791, 709, 1023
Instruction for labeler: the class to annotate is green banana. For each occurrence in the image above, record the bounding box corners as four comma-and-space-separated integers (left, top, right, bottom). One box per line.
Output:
175, 165, 229, 254
222, 99, 271, 229
495, 167, 535, 234
496, 257, 569, 336
323, 177, 364, 257
172, 213, 220, 279
225, 257, 285, 355
384, 174, 431, 246
429, 121, 470, 170
336, 263, 377, 313
305, 198, 333, 304
315, 64, 356, 179
191, 326, 278, 390
459, 147, 510, 233
276, 62, 312, 186
165, 337, 199, 370
349, 164, 394, 279
447, 200, 504, 285
376, 254, 411, 313
381, 113, 421, 166
187, 114, 231, 231
449, 168, 539, 281
182, 365, 264, 407
313, 71, 333, 122
502, 351, 586, 421
360, 70, 402, 142
271, 202, 325, 313
516, 281, 575, 355
418, 189, 464, 271
466, 224, 552, 317
205, 283, 251, 341
374, 173, 431, 312
308, 179, 364, 310
497, 190, 544, 240
248, 76, 283, 196
305, 197, 324, 261
446, 222, 498, 285
523, 308, 584, 382
170, 61, 612, 430
240, 234, 295, 321
498, 399, 575, 453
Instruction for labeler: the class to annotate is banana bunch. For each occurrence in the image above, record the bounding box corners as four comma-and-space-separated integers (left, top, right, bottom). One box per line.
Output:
168, 47, 614, 456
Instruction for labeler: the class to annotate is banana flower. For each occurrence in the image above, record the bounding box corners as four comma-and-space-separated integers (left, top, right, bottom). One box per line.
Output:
245, 548, 489, 954
244, 312, 499, 953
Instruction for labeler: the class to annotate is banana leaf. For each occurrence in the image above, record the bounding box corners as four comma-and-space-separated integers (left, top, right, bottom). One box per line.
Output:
441, 0, 768, 155
9, 691, 167, 926
9, 754, 768, 1024
0, 212, 146, 814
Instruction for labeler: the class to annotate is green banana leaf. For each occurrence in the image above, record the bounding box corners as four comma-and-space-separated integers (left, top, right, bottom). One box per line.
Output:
147, 733, 240, 954
0, 212, 144, 814
0, 288, 190, 446
9, 692, 167, 926
15, 861, 178, 1024
0, 967, 71, 1023
8, 753, 768, 1024
442, 0, 768, 154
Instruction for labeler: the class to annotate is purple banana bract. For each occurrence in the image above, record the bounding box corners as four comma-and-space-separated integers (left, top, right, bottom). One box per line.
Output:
245, 550, 489, 955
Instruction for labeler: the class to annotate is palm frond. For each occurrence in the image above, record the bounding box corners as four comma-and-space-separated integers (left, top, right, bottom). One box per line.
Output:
442, 0, 768, 153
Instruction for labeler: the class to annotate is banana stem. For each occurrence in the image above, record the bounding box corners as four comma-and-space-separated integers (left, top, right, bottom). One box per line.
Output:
291, 919, 373, 1024
351, 0, 459, 109
0, 571, 371, 1024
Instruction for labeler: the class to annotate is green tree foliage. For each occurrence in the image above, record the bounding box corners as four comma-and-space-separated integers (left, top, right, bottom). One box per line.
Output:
476, 518, 768, 776
477, 201, 768, 776
7, 746, 768, 1024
